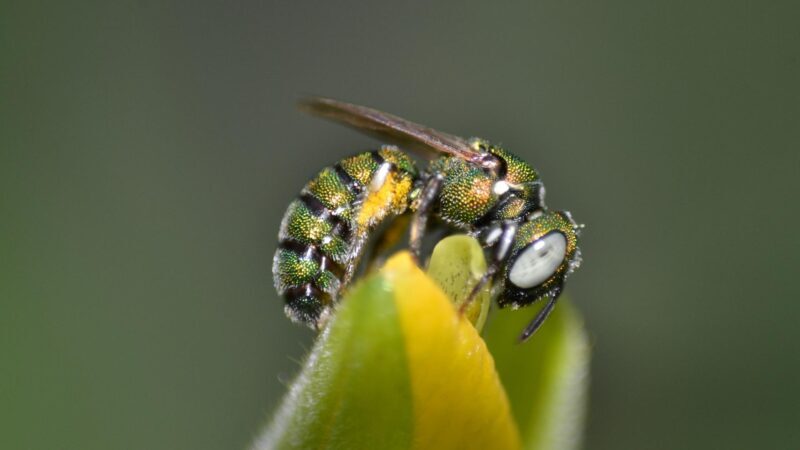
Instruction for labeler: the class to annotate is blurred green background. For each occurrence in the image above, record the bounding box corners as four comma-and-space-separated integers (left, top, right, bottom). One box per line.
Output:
2, 1, 798, 449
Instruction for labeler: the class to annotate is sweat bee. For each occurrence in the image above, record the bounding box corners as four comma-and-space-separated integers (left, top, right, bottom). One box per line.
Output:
273, 98, 583, 341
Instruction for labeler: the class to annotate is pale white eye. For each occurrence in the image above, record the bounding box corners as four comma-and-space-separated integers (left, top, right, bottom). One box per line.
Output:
508, 232, 567, 288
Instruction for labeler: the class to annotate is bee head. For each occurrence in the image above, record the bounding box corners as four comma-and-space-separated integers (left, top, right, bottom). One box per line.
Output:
499, 210, 583, 308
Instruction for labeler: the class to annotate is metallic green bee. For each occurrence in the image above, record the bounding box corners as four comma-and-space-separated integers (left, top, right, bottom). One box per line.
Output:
273, 98, 582, 341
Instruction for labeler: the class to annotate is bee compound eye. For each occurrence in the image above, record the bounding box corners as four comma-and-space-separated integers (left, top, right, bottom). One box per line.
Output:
508, 232, 567, 288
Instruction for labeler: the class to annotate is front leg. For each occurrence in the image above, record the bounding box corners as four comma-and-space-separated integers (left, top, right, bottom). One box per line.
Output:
459, 221, 518, 314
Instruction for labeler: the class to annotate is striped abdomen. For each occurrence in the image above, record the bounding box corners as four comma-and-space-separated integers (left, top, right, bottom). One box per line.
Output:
273, 146, 418, 327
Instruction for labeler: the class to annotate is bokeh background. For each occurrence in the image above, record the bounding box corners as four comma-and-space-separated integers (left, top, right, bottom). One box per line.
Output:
3, 1, 798, 449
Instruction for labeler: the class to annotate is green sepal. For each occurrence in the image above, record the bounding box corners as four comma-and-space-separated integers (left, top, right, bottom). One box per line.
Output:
426, 234, 491, 331
484, 299, 590, 450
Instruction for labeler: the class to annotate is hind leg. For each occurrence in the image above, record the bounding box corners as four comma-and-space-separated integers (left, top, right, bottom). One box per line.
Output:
363, 214, 412, 272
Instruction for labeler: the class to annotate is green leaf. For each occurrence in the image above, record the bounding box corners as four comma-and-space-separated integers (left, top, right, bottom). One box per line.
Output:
254, 275, 413, 449
483, 299, 590, 450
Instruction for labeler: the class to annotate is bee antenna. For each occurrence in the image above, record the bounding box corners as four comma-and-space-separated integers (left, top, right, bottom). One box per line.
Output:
517, 285, 563, 343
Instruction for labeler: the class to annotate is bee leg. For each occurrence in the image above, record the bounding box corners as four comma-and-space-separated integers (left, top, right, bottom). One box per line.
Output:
518, 285, 563, 342
364, 214, 411, 272
342, 232, 368, 288
458, 264, 499, 314
409, 173, 444, 261
458, 221, 517, 313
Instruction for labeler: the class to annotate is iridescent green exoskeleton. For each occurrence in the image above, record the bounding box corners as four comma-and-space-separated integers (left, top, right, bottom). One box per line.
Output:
273, 98, 583, 341
273, 147, 418, 326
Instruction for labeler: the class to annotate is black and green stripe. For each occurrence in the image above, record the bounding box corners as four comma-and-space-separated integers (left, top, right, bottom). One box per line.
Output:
273, 147, 418, 327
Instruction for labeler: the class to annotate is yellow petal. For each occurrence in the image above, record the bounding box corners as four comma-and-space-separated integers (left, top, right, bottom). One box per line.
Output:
383, 253, 522, 450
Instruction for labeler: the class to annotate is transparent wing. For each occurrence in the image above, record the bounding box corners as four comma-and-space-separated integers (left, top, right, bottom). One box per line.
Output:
299, 97, 493, 168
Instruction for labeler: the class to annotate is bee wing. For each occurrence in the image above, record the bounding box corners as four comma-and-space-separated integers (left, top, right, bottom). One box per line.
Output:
299, 97, 494, 168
